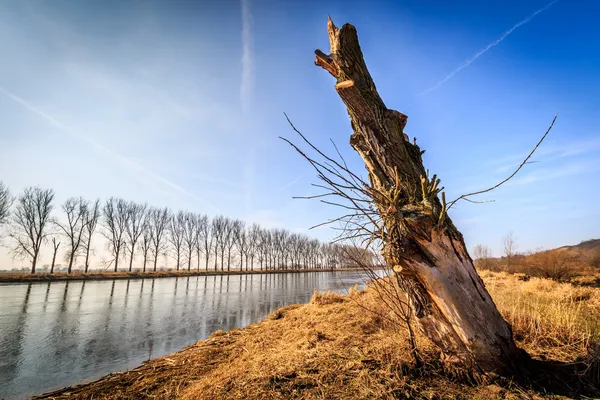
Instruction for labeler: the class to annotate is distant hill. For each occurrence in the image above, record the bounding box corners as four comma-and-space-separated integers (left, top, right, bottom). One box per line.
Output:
481, 239, 600, 262
477, 238, 600, 279
558, 238, 600, 255
478, 239, 600, 273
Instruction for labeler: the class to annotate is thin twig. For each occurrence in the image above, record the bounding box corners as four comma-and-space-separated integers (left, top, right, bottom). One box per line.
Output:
447, 114, 557, 210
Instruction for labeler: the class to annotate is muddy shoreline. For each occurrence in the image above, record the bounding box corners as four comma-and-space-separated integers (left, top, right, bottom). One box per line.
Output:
0, 267, 371, 284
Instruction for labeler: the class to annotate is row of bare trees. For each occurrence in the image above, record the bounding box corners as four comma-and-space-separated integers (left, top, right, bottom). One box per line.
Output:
0, 183, 373, 274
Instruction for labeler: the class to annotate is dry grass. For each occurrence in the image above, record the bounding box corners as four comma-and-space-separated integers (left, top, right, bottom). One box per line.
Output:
36, 273, 600, 400
481, 270, 600, 362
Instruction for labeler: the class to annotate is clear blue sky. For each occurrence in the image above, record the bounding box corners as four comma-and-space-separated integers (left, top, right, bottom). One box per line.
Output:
0, 0, 598, 258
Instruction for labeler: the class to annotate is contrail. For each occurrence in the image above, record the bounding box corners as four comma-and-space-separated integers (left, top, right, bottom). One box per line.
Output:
421, 0, 558, 95
0, 85, 219, 211
276, 171, 310, 193
240, 0, 254, 113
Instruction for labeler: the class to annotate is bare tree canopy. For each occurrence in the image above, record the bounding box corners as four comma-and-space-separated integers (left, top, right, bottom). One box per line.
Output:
195, 214, 211, 271
139, 220, 152, 272
473, 244, 493, 270
148, 207, 171, 272
83, 199, 101, 273
54, 197, 89, 273
0, 181, 13, 225
246, 223, 260, 270
234, 221, 248, 271
169, 211, 186, 270
1, 191, 353, 274
503, 231, 518, 265
102, 198, 129, 272
9, 187, 55, 273
124, 201, 148, 272
212, 215, 227, 271
182, 211, 198, 271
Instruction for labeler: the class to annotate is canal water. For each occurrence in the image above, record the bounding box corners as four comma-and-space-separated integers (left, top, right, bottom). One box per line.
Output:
0, 270, 372, 399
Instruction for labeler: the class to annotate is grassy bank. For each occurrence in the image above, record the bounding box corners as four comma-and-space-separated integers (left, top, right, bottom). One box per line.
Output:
35, 272, 599, 399
0, 267, 367, 283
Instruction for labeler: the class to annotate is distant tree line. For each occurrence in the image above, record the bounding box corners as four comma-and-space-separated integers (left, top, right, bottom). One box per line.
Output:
472, 232, 600, 282
0, 182, 375, 274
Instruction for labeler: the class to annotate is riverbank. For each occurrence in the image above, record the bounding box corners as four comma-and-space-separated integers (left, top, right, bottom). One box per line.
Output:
0, 267, 368, 283
34, 271, 600, 399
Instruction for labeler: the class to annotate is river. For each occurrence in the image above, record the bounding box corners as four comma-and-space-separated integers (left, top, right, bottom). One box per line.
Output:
0, 270, 372, 399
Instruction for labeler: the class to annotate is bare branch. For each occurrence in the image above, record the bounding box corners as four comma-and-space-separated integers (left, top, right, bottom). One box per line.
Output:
448, 115, 557, 210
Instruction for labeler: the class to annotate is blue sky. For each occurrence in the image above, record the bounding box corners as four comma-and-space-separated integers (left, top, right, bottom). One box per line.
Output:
0, 0, 599, 262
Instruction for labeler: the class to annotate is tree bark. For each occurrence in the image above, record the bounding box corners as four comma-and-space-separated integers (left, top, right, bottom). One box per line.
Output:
31, 253, 38, 274
84, 245, 91, 273
114, 248, 120, 272
128, 255, 133, 272
51, 247, 59, 274
68, 252, 75, 274
314, 17, 523, 375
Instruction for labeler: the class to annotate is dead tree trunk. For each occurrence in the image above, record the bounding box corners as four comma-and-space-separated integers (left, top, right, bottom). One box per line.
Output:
50, 238, 60, 274
314, 17, 523, 375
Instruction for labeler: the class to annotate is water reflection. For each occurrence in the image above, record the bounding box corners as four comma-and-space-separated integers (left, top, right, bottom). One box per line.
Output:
0, 270, 370, 399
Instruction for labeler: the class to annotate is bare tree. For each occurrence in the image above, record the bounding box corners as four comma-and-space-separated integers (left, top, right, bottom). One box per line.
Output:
83, 199, 101, 273
246, 223, 260, 271
271, 229, 285, 269
503, 231, 518, 266
148, 207, 170, 271
139, 220, 152, 272
233, 220, 247, 270
9, 187, 55, 274
280, 17, 558, 374
212, 215, 227, 271
124, 201, 148, 271
195, 214, 213, 271
50, 237, 61, 274
168, 211, 185, 270
55, 197, 89, 274
0, 181, 13, 226
298, 235, 308, 269
183, 211, 198, 271
265, 229, 275, 270
102, 197, 129, 272
256, 228, 268, 270
473, 244, 493, 270
288, 233, 301, 268
223, 218, 238, 271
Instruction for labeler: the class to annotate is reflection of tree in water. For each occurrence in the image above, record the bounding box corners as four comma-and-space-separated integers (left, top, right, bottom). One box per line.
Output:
42, 282, 51, 311
3, 270, 369, 399
0, 283, 32, 396
77, 281, 86, 310
84, 280, 125, 371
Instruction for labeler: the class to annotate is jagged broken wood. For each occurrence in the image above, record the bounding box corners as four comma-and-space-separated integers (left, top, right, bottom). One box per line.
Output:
312, 17, 533, 375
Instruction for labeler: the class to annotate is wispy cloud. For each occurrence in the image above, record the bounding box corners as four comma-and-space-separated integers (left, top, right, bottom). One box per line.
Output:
240, 0, 254, 113
510, 159, 598, 185
276, 170, 311, 193
490, 136, 600, 173
420, 0, 559, 95
0, 85, 219, 211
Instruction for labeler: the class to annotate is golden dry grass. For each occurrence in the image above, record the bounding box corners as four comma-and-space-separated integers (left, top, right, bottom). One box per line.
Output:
36, 273, 600, 400
481, 270, 600, 362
